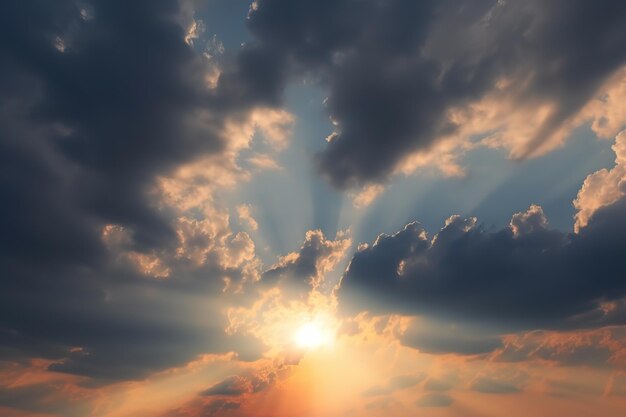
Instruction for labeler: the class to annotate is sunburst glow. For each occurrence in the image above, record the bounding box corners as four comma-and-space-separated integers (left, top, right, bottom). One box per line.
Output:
294, 320, 334, 349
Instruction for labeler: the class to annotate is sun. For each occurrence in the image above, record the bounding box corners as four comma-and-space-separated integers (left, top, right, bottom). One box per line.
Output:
294, 320, 334, 349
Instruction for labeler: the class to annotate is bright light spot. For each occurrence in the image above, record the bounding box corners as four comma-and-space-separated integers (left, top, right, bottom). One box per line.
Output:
294, 320, 334, 349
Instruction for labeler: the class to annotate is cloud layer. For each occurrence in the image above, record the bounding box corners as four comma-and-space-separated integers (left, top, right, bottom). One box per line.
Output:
246, 0, 626, 188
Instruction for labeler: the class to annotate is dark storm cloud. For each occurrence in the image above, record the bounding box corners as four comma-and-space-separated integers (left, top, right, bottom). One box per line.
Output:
337, 198, 626, 331
245, 0, 626, 187
0, 0, 275, 261
1, 0, 196, 256
0, 0, 273, 383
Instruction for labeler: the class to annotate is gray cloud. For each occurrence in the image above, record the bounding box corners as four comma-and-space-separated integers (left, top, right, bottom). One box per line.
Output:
400, 320, 502, 355
415, 393, 454, 408
492, 327, 626, 369
337, 198, 626, 331
202, 399, 241, 417
260, 229, 350, 295
470, 376, 521, 394
201, 376, 249, 397
246, 0, 626, 188
0, 0, 273, 383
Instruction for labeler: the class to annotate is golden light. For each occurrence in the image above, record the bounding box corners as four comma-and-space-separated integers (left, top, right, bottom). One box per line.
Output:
293, 319, 334, 349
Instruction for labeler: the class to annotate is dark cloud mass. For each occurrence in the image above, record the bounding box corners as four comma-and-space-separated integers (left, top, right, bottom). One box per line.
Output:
0, 0, 276, 261
246, 0, 626, 187
337, 198, 626, 331
0, 0, 271, 382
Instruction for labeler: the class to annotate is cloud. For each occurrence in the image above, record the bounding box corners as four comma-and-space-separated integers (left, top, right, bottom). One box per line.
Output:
201, 376, 249, 397
203, 399, 241, 416
400, 319, 502, 356
0, 0, 287, 383
245, 0, 626, 188
337, 130, 626, 332
337, 194, 626, 331
261, 229, 351, 293
509, 204, 549, 237
237, 205, 259, 231
352, 184, 385, 208
225, 230, 348, 358
0, 384, 84, 416
2, 1, 626, 415
574, 130, 626, 231
415, 393, 454, 408
492, 327, 626, 369
470, 376, 521, 394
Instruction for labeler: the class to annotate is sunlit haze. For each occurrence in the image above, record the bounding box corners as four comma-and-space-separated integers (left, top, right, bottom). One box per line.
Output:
294, 320, 335, 350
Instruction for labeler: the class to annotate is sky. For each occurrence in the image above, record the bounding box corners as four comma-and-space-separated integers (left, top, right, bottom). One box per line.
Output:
1, 1, 626, 416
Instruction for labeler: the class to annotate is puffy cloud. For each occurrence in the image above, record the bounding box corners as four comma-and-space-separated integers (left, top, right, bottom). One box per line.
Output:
236, 205, 259, 232
261, 229, 351, 293
574, 130, 626, 231
510, 204, 548, 237
352, 184, 385, 209
584, 68, 626, 139
337, 197, 626, 331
